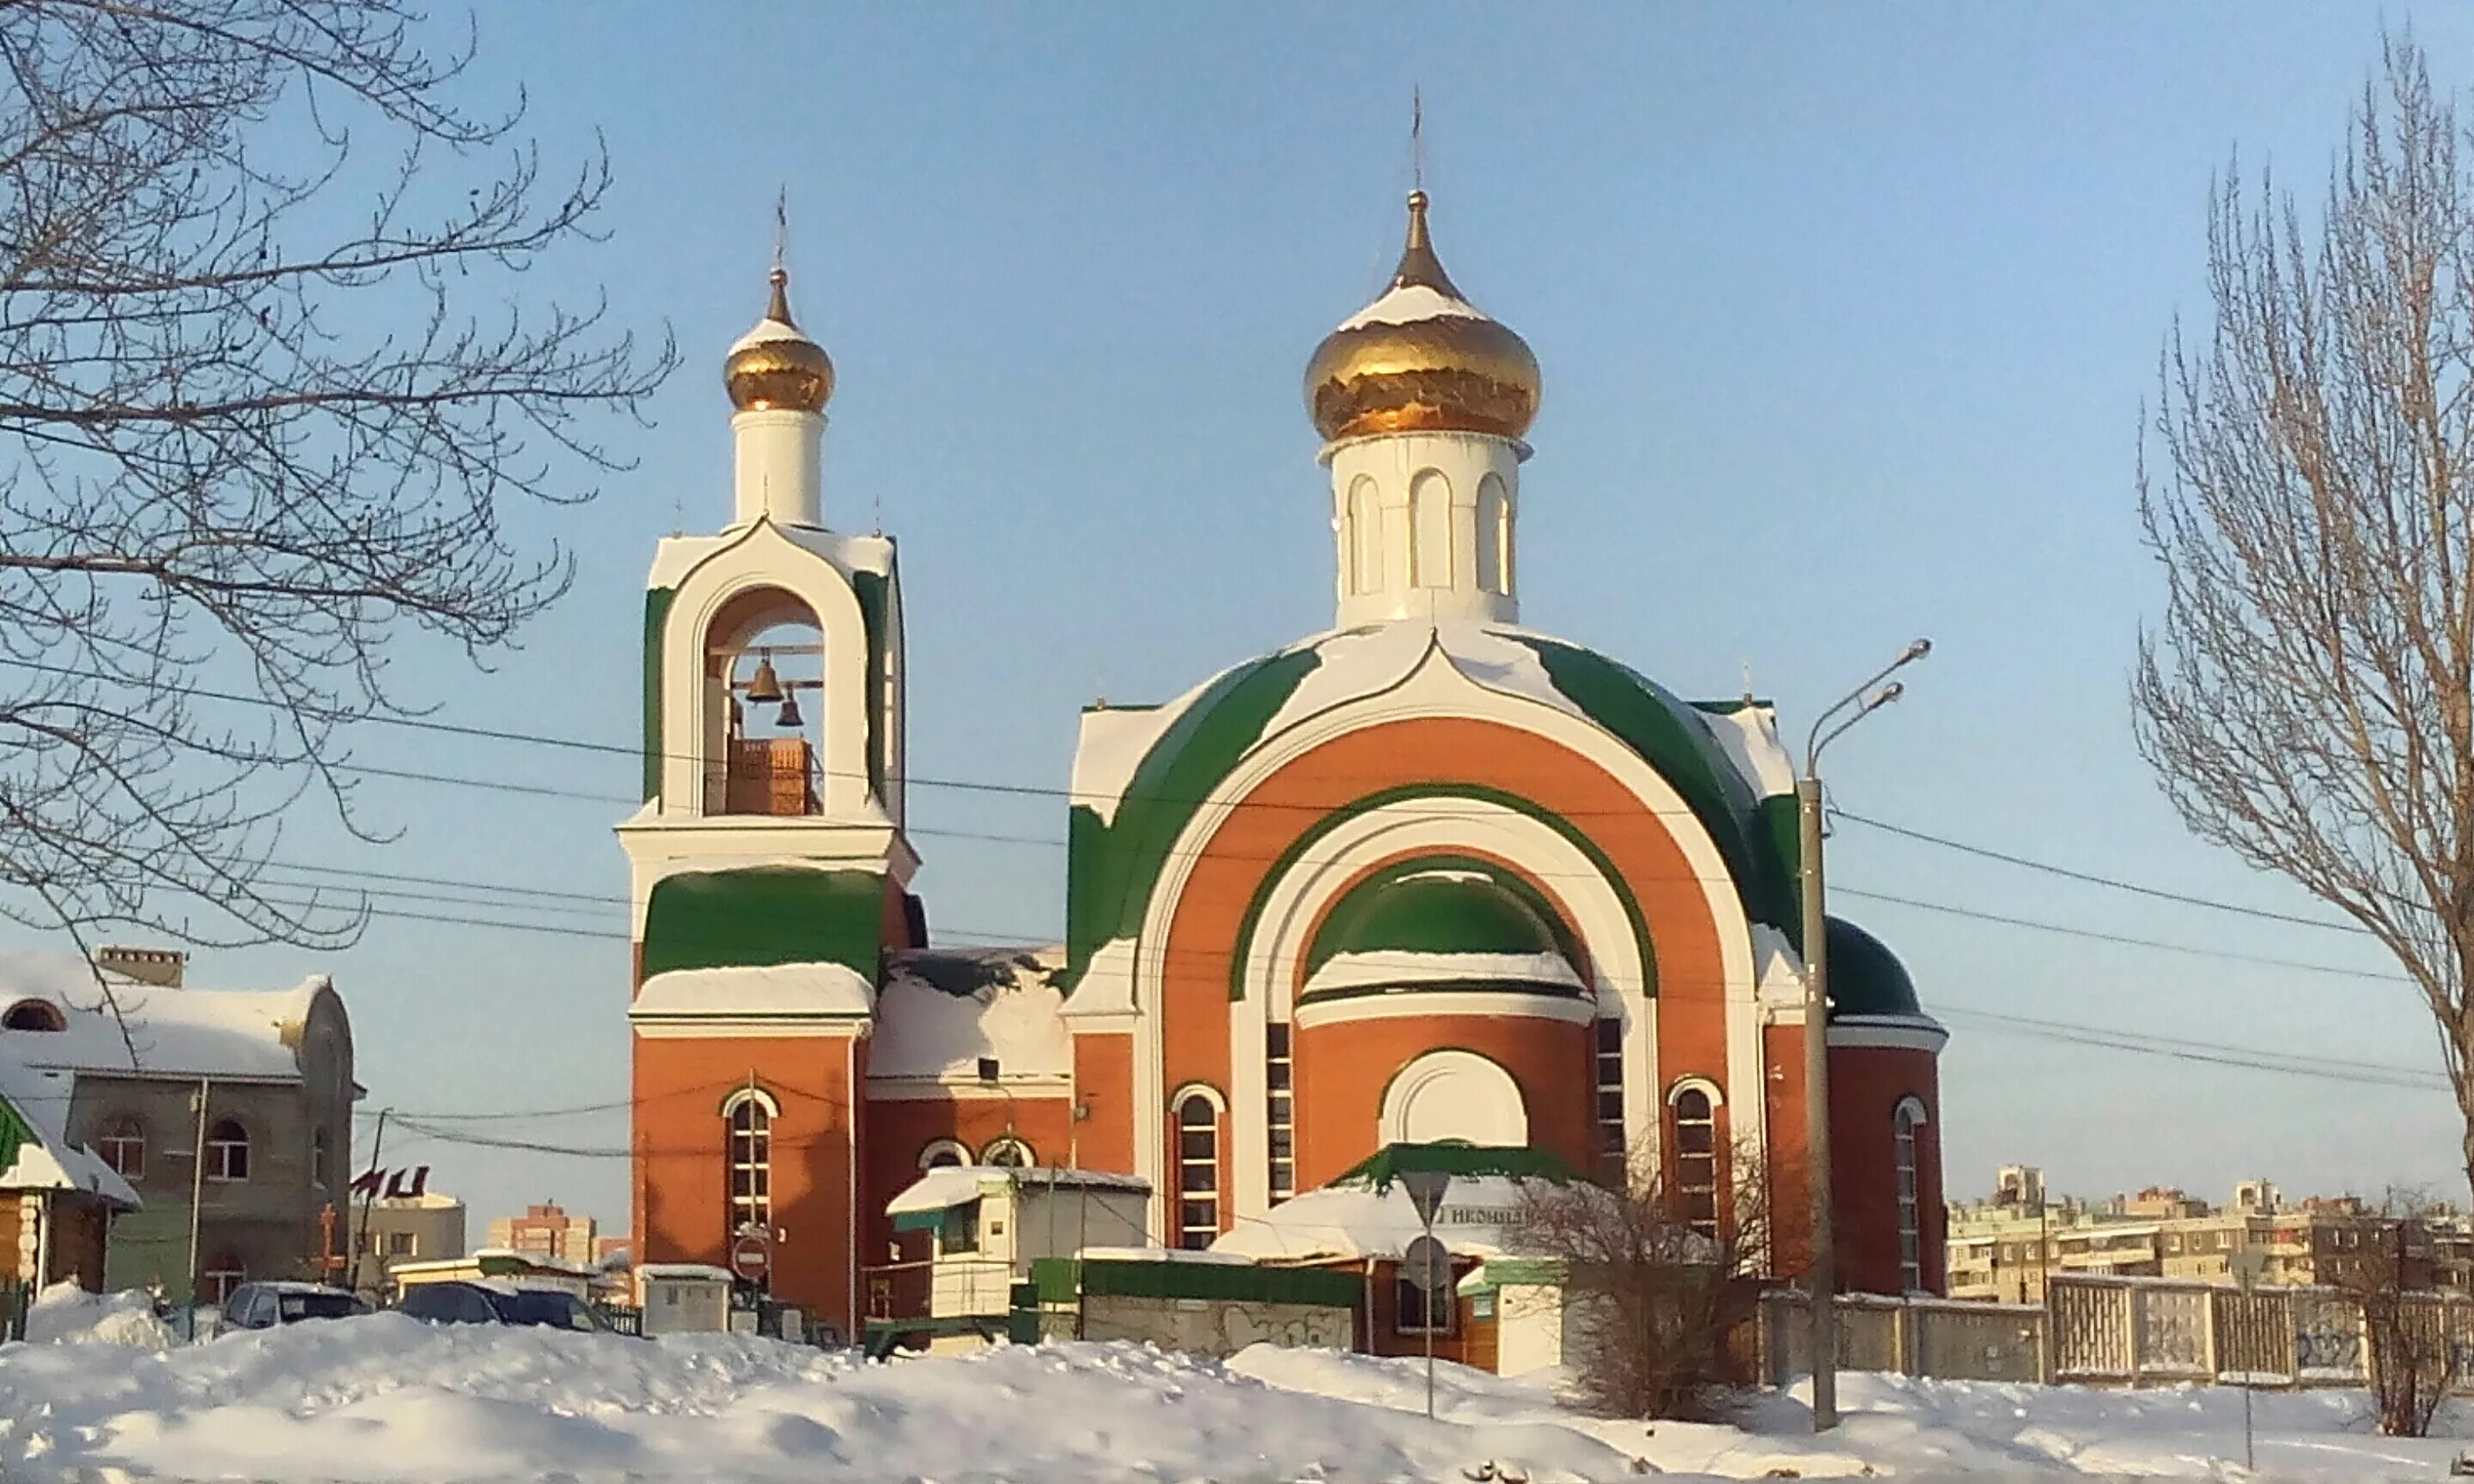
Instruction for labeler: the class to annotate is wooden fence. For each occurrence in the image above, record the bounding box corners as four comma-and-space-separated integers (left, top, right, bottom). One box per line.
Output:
1758, 1275, 2465, 1390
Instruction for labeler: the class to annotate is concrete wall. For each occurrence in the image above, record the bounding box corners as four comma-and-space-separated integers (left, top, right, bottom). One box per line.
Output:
1077, 1292, 1353, 1357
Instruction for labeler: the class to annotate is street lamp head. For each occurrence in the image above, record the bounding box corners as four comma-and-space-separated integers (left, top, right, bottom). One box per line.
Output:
1867, 681, 1905, 711
1903, 638, 1933, 663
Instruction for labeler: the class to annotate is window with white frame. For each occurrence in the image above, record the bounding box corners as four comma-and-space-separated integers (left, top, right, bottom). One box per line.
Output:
1670, 1086, 1717, 1241
1593, 1019, 1625, 1174
206, 1119, 250, 1182
99, 1116, 143, 1180
1266, 1022, 1295, 1203
917, 1138, 969, 1171
980, 1135, 1033, 1169
1893, 1097, 1927, 1292
1175, 1092, 1220, 1250
726, 1092, 772, 1235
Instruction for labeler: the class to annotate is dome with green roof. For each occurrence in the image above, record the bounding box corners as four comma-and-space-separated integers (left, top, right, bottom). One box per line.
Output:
1825, 916, 1927, 1021
1299, 860, 1584, 1003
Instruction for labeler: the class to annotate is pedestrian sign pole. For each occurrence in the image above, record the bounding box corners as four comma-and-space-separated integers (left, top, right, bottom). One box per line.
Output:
2228, 1247, 2268, 1474
1399, 1171, 1453, 1421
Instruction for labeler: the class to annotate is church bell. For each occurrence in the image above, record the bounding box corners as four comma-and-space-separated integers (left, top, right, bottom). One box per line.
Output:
745, 654, 783, 704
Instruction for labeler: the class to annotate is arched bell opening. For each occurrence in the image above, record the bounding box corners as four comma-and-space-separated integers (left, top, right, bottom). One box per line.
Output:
704, 585, 826, 817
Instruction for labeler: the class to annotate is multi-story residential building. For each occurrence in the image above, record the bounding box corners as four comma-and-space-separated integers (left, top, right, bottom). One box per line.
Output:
1951, 1172, 2459, 1301
350, 1191, 467, 1298
490, 1201, 600, 1266
0, 946, 356, 1302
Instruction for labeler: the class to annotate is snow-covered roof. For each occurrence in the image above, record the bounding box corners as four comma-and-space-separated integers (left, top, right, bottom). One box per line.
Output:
1210, 1172, 1575, 1264
1337, 282, 1489, 331
870, 947, 1069, 1083
637, 1263, 734, 1282
886, 1165, 1149, 1217
0, 950, 326, 1082
645, 520, 895, 588
0, 1039, 138, 1207
628, 962, 874, 1023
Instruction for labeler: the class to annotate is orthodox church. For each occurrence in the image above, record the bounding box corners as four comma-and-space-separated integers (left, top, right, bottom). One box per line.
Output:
621, 192, 1947, 1337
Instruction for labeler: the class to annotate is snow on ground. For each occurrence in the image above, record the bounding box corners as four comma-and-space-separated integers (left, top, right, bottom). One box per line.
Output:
0, 1305, 2471, 1481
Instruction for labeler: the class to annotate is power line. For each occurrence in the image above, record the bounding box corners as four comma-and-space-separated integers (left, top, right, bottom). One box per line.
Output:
1835, 886, 2407, 984
1831, 809, 2370, 938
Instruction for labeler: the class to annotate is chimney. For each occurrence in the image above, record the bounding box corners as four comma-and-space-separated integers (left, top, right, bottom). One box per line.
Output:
94, 946, 185, 988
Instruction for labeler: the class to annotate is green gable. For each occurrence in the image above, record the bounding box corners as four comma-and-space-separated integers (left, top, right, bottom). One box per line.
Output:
641, 867, 887, 980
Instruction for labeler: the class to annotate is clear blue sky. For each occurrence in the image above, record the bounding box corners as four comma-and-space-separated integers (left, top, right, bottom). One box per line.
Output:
67, 3, 2474, 1230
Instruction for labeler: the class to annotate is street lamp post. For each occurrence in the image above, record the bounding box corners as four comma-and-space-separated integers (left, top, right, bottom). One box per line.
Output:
1801, 637, 1929, 1433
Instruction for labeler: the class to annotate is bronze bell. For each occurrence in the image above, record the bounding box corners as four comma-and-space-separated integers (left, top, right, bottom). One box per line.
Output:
776, 690, 804, 729
745, 654, 783, 704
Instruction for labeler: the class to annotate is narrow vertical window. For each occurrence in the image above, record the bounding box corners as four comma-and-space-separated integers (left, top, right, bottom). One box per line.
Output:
1593, 1019, 1626, 1176
1894, 1098, 1925, 1292
1176, 1093, 1220, 1250
1672, 1088, 1717, 1242
728, 1095, 772, 1235
1266, 1023, 1295, 1203
1409, 470, 1453, 588
1347, 477, 1381, 595
1476, 473, 1510, 594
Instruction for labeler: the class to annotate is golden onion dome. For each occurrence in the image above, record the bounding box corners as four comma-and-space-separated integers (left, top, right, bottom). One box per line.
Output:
1304, 190, 1540, 445
723, 268, 834, 413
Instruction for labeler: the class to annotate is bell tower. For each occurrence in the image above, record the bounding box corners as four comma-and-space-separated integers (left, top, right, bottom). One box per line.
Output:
618, 253, 913, 1337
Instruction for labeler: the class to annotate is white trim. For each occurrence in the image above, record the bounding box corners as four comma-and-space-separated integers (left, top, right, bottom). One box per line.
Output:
719, 1086, 781, 1118
1293, 988, 1596, 1031
917, 1138, 970, 1170
979, 1135, 1036, 1168
1168, 1081, 1228, 1116
1828, 1017, 1950, 1055
1892, 1093, 1931, 1127
1133, 647, 1753, 1236
631, 1022, 866, 1041
1378, 1048, 1528, 1147
1224, 788, 1656, 1226
1665, 1074, 1726, 1110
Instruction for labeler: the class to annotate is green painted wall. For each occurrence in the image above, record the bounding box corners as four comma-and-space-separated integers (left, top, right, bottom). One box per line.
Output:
643, 587, 675, 804
1061, 647, 1324, 989
640, 867, 888, 979
852, 568, 890, 799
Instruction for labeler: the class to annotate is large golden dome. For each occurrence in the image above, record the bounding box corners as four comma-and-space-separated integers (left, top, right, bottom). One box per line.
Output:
1304, 191, 1539, 444
723, 268, 834, 414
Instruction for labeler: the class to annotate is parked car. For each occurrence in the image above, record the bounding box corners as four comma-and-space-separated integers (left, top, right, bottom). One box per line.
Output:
212, 1281, 370, 1336
394, 1280, 610, 1333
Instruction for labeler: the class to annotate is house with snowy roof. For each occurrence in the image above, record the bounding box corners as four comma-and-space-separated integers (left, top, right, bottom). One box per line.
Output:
0, 946, 356, 1302
620, 192, 1946, 1344
0, 1033, 140, 1297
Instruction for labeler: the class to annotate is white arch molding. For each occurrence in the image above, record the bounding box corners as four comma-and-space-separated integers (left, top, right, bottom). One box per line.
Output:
1125, 648, 1764, 1238
1380, 1049, 1528, 1146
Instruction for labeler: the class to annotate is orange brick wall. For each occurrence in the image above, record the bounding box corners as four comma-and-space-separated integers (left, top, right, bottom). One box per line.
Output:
1152, 716, 1731, 1204
1071, 1032, 1136, 1174
1292, 1013, 1594, 1194
632, 1032, 861, 1330
1829, 1044, 1943, 1296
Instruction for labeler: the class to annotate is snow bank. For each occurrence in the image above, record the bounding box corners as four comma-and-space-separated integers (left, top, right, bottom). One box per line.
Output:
24, 1283, 173, 1347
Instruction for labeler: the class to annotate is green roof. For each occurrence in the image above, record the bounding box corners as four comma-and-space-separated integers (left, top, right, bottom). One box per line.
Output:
1332, 1142, 1578, 1190
1825, 916, 1925, 1020
1306, 861, 1572, 972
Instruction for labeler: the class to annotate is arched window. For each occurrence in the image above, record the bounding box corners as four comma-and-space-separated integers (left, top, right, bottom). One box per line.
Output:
917, 1138, 969, 1171
1174, 1092, 1221, 1250
723, 1091, 773, 1234
980, 1136, 1033, 1169
1894, 1097, 1929, 1292
2, 999, 64, 1032
1409, 470, 1453, 588
1346, 477, 1382, 595
99, 1116, 143, 1180
1475, 473, 1511, 594
1669, 1087, 1718, 1241
205, 1119, 249, 1183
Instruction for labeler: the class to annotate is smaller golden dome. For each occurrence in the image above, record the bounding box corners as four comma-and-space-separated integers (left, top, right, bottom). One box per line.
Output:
723, 268, 834, 413
1304, 191, 1540, 445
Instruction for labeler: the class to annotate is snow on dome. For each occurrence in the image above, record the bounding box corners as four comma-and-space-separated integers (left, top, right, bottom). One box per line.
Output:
1301, 949, 1583, 1000
1209, 1171, 1557, 1263
627, 962, 874, 1023
870, 947, 1069, 1082
1335, 282, 1488, 331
